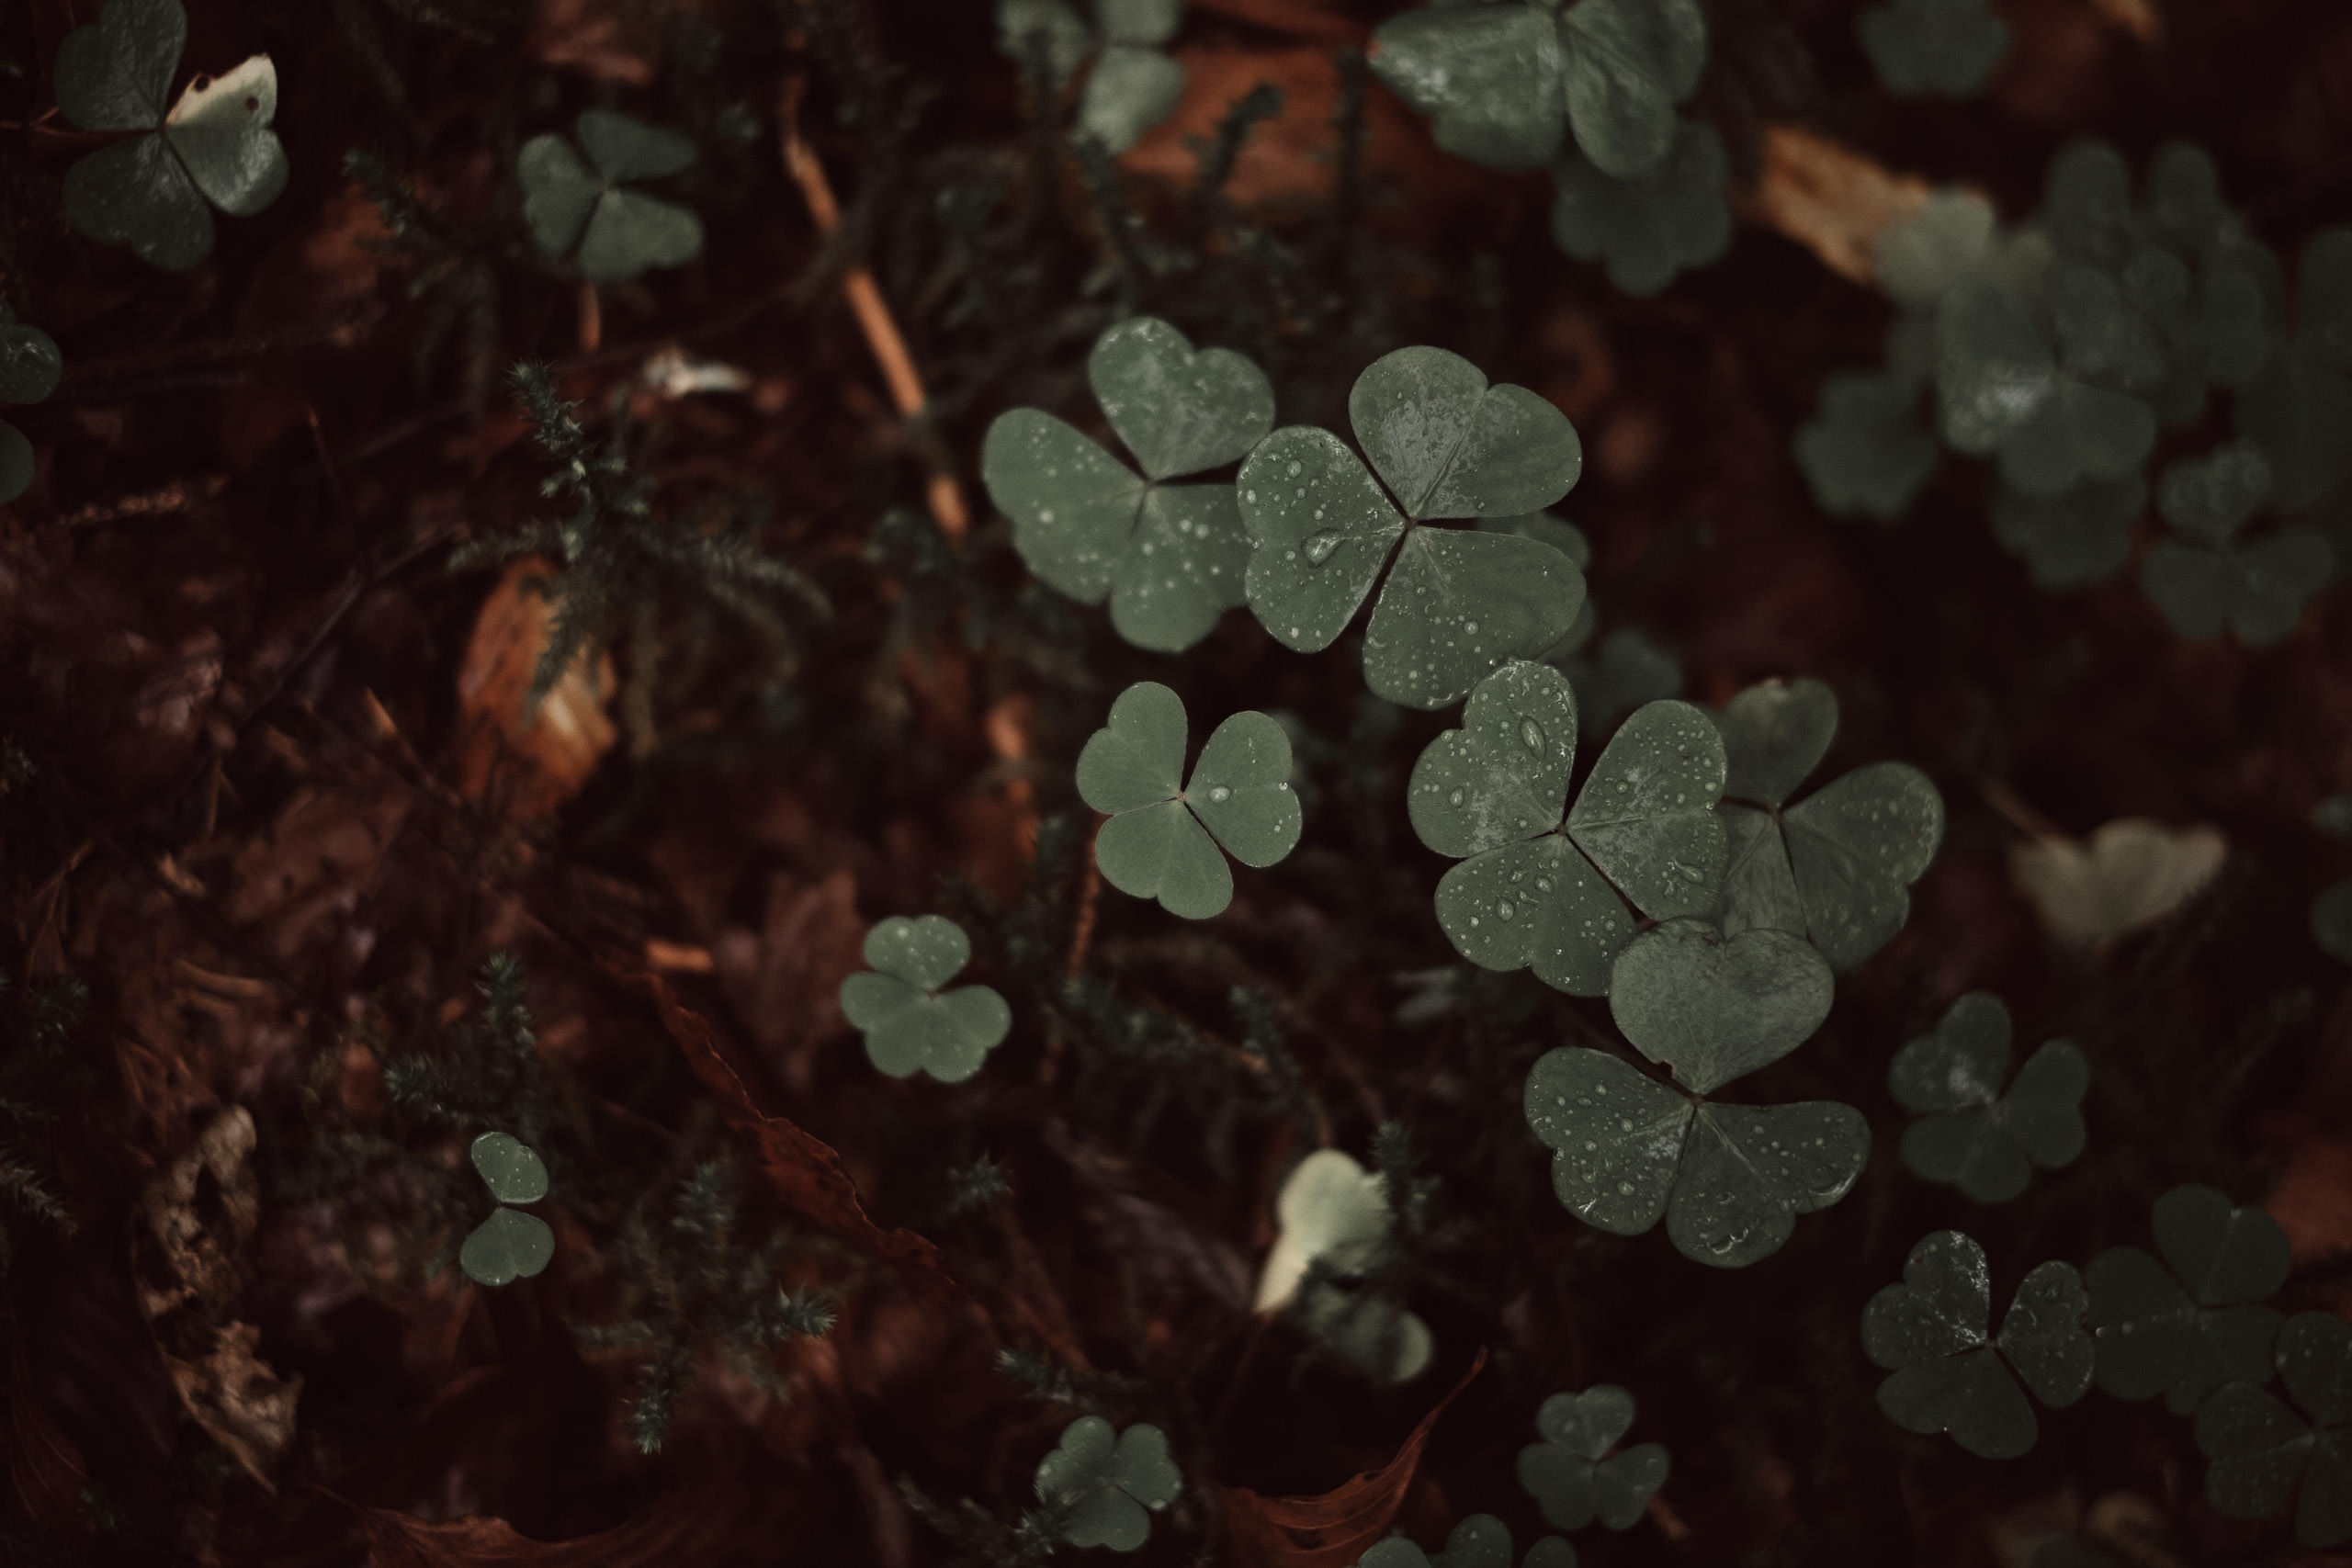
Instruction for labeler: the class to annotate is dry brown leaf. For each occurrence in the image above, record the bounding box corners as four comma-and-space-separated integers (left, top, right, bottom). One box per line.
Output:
2008, 818, 2228, 949
158, 1321, 302, 1494
1218, 1348, 1486, 1567
347, 1464, 752, 1567
1742, 124, 1932, 288
625, 969, 973, 1306
222, 782, 412, 963
455, 558, 617, 819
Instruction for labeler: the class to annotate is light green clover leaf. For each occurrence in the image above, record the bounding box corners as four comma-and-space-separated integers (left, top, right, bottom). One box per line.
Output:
1710, 678, 1945, 971
1887, 992, 2088, 1202
519, 109, 704, 284
2197, 1313, 2352, 1548
1861, 1231, 2093, 1460
1077, 682, 1300, 919
996, 0, 1186, 152
458, 1130, 555, 1288
1292, 1278, 1433, 1385
1238, 346, 1586, 707
1412, 667, 1724, 996
0, 305, 62, 505
1991, 475, 2142, 590
56, 0, 290, 272
1515, 1385, 1669, 1530
1524, 1046, 1868, 1268
1873, 190, 1998, 310
1255, 1148, 1430, 1382
983, 316, 1272, 652
1794, 372, 1939, 523
2086, 1182, 2291, 1415
837, 915, 1012, 1082
1936, 283, 2156, 499
1370, 0, 1706, 179
1548, 118, 1730, 296
1857, 0, 2008, 98
1034, 1416, 1182, 1552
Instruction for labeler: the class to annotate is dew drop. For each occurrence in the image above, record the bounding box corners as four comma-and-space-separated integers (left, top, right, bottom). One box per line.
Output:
1302, 531, 1342, 567
1207, 785, 1232, 803
1520, 717, 1545, 755
1448, 788, 1464, 807
1287, 460, 1303, 478
1497, 900, 1516, 920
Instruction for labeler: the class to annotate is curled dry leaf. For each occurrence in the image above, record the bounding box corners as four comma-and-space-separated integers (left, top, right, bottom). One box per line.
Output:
2008, 818, 2226, 949
157, 1321, 302, 1494
456, 558, 617, 818
1743, 124, 1933, 287
348, 1458, 754, 1566
1217, 1348, 1485, 1567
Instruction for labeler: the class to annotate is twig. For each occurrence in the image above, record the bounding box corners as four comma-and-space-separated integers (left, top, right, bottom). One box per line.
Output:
577, 283, 603, 355
1069, 847, 1102, 979
777, 77, 969, 539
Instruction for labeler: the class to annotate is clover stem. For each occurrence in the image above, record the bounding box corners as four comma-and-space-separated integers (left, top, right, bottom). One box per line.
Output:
576, 283, 601, 355
778, 75, 969, 540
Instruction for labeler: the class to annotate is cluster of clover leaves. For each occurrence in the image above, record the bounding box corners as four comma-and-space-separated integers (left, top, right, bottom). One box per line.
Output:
1855, 1180, 2346, 1549
1368, 0, 1725, 296
0, 307, 62, 505
52, 0, 290, 271
1794, 140, 2349, 646
1029, 1416, 1182, 1553
995, 0, 1188, 154
458, 1131, 557, 1288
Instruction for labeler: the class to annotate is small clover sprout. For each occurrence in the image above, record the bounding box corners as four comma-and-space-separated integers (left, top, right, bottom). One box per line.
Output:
2197, 1312, 2352, 1548
518, 110, 704, 284
837, 916, 1011, 1082
1525, 1050, 1868, 1269
982, 317, 1273, 651
1711, 678, 1946, 971
1077, 682, 1301, 919
1358, 1515, 1576, 1568
1033, 1416, 1182, 1552
1888, 993, 2088, 1202
1256, 1149, 1430, 1383
54, 0, 290, 271
1371, 0, 1706, 180
1856, 0, 2007, 98
1548, 119, 1731, 296
458, 1131, 555, 1288
1411, 665, 1724, 995
2143, 443, 2333, 645
2086, 1182, 2291, 1415
0, 305, 63, 504
997, 0, 1186, 153
1238, 347, 1587, 708
1937, 283, 2156, 499
1793, 373, 1939, 523
1516, 1386, 1669, 1531
1990, 475, 2142, 590
1554, 625, 1682, 735
1861, 1231, 2092, 1460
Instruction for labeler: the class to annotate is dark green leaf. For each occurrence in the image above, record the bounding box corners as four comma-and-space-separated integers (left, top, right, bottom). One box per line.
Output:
1364, 528, 1585, 710
1997, 1260, 2095, 1408
1607, 920, 1832, 1094
54, 0, 182, 131
1793, 372, 1939, 523
1036, 1416, 1181, 1551
1714, 677, 1838, 808
1782, 761, 1944, 969
0, 310, 61, 407
2196, 1382, 2312, 1525
1524, 1047, 1690, 1235
1563, 699, 1727, 920
62, 133, 213, 271
469, 1131, 548, 1204
1407, 660, 1580, 860
1549, 118, 1731, 297
1668, 1100, 1869, 1267
1434, 834, 1636, 995
459, 1204, 556, 1287
2154, 1183, 2292, 1305
1369, 6, 1566, 171
0, 422, 31, 504
1991, 475, 2142, 590
1349, 346, 1584, 521
1238, 426, 1405, 653
1557, 0, 1708, 180
575, 107, 695, 182
1856, 0, 2007, 97
1088, 316, 1275, 482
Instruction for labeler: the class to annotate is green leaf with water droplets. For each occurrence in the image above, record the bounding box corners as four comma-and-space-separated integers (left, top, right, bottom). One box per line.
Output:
459, 1204, 556, 1288
1351, 346, 1584, 522
1782, 761, 1945, 969
1523, 1047, 1867, 1267
1076, 682, 1298, 919
1607, 919, 1833, 1095
1238, 426, 1406, 654
1080, 45, 1186, 152
1516, 1382, 1668, 1529
1108, 483, 1253, 651
1889, 992, 2088, 1202
1715, 677, 1838, 808
985, 409, 1148, 604
469, 1131, 549, 1204
1035, 1416, 1182, 1552
1407, 660, 1580, 859
838, 914, 1012, 1082
1716, 804, 1804, 939
1088, 315, 1276, 483
54, 0, 181, 131
1668, 1100, 1870, 1268
1434, 835, 1637, 996
0, 308, 62, 410
1364, 528, 1585, 709
2196, 1356, 2352, 1548
1368, 5, 1567, 171
1564, 699, 1727, 920
1862, 1231, 2089, 1459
